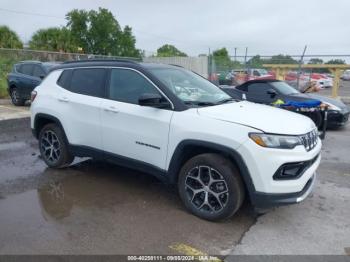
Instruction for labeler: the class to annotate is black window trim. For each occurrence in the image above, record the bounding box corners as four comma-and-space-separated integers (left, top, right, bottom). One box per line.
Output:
56, 66, 174, 110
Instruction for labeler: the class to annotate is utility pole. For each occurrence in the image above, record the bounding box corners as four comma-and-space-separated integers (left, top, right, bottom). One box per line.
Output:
296, 45, 307, 90
234, 47, 237, 62
244, 47, 248, 69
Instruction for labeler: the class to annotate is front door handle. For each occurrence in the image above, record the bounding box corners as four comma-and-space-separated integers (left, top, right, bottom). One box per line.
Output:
104, 106, 119, 113
58, 97, 69, 103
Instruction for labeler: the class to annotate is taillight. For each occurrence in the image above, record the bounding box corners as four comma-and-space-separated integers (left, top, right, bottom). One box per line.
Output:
31, 91, 37, 102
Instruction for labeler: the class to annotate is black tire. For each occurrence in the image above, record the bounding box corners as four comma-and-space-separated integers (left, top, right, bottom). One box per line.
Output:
10, 87, 25, 106
178, 153, 245, 221
38, 123, 74, 168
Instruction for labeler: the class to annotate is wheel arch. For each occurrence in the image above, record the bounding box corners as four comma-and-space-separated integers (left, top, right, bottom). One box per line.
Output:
33, 113, 68, 142
167, 140, 256, 198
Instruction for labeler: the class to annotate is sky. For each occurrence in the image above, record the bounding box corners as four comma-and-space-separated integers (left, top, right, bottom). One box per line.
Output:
0, 0, 349, 57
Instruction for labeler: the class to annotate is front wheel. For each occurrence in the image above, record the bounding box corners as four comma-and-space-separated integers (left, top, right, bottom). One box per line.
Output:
39, 124, 74, 168
178, 153, 245, 221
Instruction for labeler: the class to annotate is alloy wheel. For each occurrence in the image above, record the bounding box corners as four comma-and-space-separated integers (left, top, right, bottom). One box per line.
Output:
41, 130, 61, 164
185, 165, 229, 213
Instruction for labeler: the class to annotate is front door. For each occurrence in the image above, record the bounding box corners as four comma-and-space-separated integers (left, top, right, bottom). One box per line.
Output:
101, 68, 173, 170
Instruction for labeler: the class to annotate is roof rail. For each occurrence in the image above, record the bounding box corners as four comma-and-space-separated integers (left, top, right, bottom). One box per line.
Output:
62, 59, 139, 64
18, 60, 41, 64
168, 64, 184, 68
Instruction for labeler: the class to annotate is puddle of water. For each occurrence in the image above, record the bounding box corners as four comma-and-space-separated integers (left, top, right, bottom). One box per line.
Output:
0, 141, 27, 151
0, 160, 254, 255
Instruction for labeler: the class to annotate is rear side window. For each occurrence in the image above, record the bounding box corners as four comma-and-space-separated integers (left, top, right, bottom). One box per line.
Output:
247, 83, 270, 95
57, 70, 72, 89
70, 68, 106, 97
236, 84, 248, 92
19, 64, 33, 76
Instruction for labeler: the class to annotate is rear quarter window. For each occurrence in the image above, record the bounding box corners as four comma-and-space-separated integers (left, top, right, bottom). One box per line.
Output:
57, 70, 73, 90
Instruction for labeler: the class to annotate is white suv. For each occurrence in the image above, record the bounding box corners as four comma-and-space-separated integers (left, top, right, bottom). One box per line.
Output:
30, 60, 321, 221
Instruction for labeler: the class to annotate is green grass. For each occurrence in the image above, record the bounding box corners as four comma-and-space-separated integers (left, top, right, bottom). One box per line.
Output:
0, 56, 18, 98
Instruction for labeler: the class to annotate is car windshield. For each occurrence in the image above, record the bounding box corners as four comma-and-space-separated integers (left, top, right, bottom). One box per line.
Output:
257, 69, 268, 75
270, 81, 300, 95
149, 67, 232, 106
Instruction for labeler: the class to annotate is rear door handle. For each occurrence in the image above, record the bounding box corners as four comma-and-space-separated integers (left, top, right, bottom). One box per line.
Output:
58, 97, 69, 102
104, 106, 119, 113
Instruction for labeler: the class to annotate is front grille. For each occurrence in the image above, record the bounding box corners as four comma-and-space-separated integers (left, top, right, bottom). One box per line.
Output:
299, 129, 318, 151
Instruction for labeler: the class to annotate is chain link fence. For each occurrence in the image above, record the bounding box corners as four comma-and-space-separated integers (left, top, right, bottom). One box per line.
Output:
1, 48, 349, 102
0, 48, 140, 97
209, 54, 350, 101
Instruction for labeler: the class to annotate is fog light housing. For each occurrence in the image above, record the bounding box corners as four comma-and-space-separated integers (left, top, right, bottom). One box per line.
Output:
273, 154, 319, 180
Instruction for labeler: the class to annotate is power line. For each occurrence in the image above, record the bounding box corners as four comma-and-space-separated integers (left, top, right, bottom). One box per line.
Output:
0, 7, 195, 47
0, 7, 65, 19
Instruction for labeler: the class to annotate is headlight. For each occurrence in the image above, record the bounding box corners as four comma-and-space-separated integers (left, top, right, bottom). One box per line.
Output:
249, 133, 302, 149
322, 102, 341, 111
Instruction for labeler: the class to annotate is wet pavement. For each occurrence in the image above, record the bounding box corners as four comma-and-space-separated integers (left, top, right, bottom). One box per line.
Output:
0, 118, 254, 255
0, 117, 349, 256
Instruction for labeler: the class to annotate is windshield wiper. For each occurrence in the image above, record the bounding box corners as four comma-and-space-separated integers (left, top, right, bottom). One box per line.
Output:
215, 98, 235, 104
184, 101, 215, 106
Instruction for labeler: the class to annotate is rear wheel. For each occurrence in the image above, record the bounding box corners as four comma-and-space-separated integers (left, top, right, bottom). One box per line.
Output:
178, 153, 245, 221
39, 124, 74, 168
10, 87, 25, 106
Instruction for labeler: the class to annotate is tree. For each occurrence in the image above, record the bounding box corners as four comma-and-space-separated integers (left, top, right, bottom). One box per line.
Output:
264, 54, 298, 64
29, 27, 77, 53
325, 59, 345, 65
212, 47, 232, 71
0, 26, 23, 49
247, 55, 264, 68
66, 8, 141, 57
308, 58, 323, 64
156, 44, 187, 57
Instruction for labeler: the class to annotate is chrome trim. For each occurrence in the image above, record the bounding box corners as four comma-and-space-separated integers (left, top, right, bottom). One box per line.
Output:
299, 129, 318, 151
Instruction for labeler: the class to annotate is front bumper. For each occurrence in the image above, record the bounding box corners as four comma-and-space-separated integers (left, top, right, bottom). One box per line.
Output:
251, 173, 316, 208
327, 110, 349, 127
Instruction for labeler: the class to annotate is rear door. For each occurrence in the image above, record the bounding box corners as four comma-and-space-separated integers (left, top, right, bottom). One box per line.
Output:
57, 68, 106, 150
100, 68, 173, 170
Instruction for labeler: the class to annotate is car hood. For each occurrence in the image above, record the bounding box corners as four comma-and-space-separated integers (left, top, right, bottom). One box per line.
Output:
304, 94, 348, 111
197, 101, 316, 135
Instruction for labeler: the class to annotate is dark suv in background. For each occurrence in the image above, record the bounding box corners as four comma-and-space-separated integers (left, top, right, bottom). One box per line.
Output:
7, 61, 59, 106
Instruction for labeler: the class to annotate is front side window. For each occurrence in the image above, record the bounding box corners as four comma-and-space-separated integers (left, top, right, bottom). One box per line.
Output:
70, 68, 106, 97
149, 68, 231, 106
32, 65, 46, 79
19, 64, 34, 76
109, 68, 161, 104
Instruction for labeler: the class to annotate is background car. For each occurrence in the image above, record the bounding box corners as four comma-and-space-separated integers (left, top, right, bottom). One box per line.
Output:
6, 61, 59, 106
221, 79, 349, 129
341, 70, 350, 81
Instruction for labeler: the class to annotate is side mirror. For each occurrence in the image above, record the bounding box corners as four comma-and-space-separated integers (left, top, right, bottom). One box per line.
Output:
138, 93, 170, 109
39, 75, 45, 80
267, 89, 277, 97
